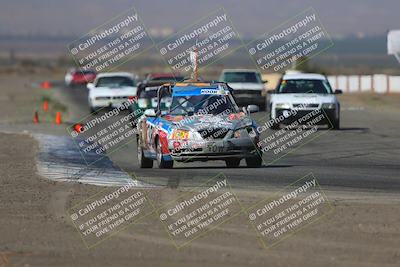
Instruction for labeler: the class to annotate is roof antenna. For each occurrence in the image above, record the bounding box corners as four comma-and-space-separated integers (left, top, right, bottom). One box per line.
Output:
189, 47, 198, 82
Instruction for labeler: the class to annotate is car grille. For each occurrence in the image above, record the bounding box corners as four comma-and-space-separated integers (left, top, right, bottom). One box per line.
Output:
113, 96, 129, 99
293, 103, 319, 108
198, 128, 230, 140
233, 90, 262, 96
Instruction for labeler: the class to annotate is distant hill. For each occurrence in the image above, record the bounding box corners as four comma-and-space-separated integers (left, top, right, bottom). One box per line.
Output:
0, 34, 398, 74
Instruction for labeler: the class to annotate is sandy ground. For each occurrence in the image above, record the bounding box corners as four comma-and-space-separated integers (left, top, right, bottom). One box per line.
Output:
0, 74, 400, 267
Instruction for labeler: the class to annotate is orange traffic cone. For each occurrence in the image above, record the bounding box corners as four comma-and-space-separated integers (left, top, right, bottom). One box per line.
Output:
55, 111, 62, 125
41, 81, 52, 89
33, 111, 39, 123
43, 100, 49, 112
73, 123, 84, 133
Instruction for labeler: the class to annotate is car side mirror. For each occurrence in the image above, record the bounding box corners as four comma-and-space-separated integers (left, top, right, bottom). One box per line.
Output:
87, 83, 94, 90
247, 104, 259, 114
334, 89, 343, 94
144, 109, 156, 117
267, 89, 276, 94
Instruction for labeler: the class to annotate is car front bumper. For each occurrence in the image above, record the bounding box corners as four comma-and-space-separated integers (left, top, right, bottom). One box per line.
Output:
91, 98, 130, 108
167, 138, 261, 162
233, 90, 265, 107
275, 108, 337, 125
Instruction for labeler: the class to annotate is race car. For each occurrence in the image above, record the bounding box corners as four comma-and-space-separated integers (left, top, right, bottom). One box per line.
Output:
87, 72, 137, 112
136, 81, 263, 169
268, 72, 342, 129
65, 68, 96, 86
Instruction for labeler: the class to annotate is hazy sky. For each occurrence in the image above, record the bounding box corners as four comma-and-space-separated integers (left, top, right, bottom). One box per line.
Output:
0, 0, 398, 37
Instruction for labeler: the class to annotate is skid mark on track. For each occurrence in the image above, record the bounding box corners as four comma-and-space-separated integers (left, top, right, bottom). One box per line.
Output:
34, 133, 157, 188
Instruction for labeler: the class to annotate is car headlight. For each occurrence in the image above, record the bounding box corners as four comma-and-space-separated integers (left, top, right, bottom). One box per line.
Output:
233, 127, 257, 139
275, 103, 291, 109
171, 129, 189, 140
233, 129, 246, 138
322, 103, 336, 109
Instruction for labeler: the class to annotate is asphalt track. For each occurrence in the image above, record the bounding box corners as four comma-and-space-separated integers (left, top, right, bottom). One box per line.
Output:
58, 84, 400, 192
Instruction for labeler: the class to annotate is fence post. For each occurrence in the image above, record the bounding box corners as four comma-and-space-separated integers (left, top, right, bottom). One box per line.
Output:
387, 75, 390, 93
371, 75, 374, 93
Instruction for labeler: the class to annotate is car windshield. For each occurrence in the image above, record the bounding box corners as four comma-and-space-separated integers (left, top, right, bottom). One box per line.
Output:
169, 94, 238, 116
149, 76, 184, 82
96, 76, 136, 88
222, 72, 262, 83
77, 70, 95, 75
278, 79, 333, 94
139, 88, 158, 99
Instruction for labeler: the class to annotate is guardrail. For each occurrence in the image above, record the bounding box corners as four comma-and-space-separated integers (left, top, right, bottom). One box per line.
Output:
327, 75, 400, 93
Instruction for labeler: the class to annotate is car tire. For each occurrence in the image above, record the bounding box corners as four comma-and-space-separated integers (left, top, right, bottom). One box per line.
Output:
225, 158, 241, 168
156, 139, 173, 169
90, 107, 98, 114
130, 117, 137, 128
138, 138, 153, 168
259, 103, 266, 111
332, 117, 340, 130
270, 123, 280, 130
269, 114, 280, 130
245, 156, 262, 168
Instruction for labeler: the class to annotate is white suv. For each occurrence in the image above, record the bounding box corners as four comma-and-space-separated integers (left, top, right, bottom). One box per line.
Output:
268, 73, 341, 129
219, 69, 267, 110
87, 72, 137, 112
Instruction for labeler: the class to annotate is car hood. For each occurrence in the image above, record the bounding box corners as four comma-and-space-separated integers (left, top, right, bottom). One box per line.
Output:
90, 86, 137, 97
227, 82, 264, 90
271, 93, 337, 104
163, 113, 254, 132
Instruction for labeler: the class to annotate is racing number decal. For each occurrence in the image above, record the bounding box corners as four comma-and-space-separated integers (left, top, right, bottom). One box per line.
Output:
206, 143, 223, 153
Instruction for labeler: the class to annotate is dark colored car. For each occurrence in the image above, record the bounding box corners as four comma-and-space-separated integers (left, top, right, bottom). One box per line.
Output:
144, 73, 184, 83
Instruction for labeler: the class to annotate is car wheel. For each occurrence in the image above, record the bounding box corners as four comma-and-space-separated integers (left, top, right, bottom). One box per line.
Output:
225, 158, 241, 168
332, 117, 340, 130
269, 114, 280, 130
156, 139, 173, 169
245, 156, 262, 168
90, 106, 98, 114
137, 138, 153, 168
270, 123, 280, 130
130, 116, 137, 128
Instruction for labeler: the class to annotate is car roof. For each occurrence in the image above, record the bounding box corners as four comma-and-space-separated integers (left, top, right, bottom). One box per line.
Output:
221, 69, 260, 73
140, 81, 167, 87
172, 82, 229, 96
148, 73, 181, 78
96, 72, 134, 78
282, 73, 326, 80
